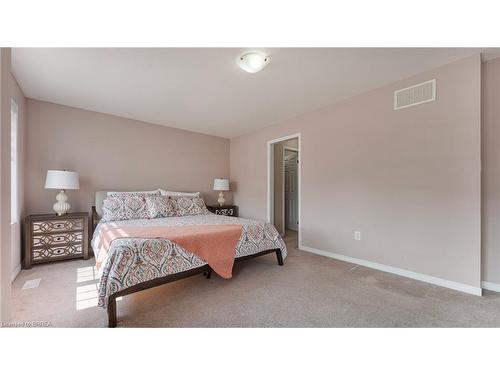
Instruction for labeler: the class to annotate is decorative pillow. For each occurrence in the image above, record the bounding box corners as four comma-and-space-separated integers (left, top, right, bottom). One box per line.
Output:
102, 192, 158, 222
160, 189, 200, 197
173, 196, 210, 216
145, 195, 176, 219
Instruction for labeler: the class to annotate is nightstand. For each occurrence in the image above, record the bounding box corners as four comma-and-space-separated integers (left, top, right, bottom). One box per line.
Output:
23, 212, 89, 269
207, 205, 238, 217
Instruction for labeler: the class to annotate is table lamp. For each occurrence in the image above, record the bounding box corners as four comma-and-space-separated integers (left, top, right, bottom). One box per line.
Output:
213, 178, 229, 207
44, 170, 80, 215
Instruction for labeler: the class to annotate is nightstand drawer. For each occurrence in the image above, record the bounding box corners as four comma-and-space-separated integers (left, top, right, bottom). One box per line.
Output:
32, 218, 84, 234
33, 243, 84, 262
32, 231, 83, 247
214, 208, 235, 216
206, 205, 238, 217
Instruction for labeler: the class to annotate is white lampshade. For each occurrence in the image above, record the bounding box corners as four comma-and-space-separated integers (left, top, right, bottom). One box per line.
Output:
45, 170, 80, 190
213, 178, 229, 191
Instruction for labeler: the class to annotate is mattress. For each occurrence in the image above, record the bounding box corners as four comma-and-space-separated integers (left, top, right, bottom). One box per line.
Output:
92, 213, 287, 307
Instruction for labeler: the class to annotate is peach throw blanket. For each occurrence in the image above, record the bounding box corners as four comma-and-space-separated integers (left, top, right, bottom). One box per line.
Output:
96, 224, 242, 278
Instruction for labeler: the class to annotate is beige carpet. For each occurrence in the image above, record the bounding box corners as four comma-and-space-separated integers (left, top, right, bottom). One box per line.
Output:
11, 231, 500, 327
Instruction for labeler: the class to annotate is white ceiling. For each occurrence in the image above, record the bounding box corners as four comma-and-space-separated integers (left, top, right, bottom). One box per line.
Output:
12, 48, 500, 138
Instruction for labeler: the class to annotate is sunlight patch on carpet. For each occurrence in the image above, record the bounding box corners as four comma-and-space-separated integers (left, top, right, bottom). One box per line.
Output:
77, 266, 99, 283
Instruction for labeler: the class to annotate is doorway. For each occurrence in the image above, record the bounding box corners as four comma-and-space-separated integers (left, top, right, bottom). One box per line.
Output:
267, 134, 300, 249
284, 148, 298, 232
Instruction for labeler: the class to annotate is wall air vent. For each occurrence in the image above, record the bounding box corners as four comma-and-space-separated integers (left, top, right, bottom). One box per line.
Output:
394, 79, 436, 110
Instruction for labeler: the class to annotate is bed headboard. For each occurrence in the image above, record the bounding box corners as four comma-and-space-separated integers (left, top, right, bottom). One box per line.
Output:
94, 191, 109, 218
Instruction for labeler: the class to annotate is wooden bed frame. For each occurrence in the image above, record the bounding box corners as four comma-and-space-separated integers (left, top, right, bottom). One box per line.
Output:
91, 206, 284, 328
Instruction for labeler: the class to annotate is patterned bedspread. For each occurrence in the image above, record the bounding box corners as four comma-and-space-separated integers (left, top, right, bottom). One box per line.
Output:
92, 214, 287, 307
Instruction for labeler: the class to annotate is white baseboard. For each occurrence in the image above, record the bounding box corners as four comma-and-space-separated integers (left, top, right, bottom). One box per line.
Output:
299, 244, 482, 296
481, 281, 500, 293
11, 263, 21, 283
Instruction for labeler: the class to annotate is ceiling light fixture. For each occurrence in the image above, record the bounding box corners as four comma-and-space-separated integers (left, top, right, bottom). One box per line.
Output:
237, 52, 270, 73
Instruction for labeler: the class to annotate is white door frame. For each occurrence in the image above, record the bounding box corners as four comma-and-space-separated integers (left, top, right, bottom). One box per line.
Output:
267, 133, 301, 247
283, 147, 299, 234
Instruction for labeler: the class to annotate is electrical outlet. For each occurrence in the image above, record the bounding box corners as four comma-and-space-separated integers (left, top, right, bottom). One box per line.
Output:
354, 231, 361, 241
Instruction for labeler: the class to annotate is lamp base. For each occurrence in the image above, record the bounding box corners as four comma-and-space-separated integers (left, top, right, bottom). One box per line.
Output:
53, 189, 71, 216
217, 191, 226, 207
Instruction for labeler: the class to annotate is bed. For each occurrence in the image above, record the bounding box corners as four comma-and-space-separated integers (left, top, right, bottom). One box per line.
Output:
91, 190, 287, 327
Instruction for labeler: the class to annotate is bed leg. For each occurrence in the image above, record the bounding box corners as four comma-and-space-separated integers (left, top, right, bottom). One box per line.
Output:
275, 249, 284, 266
107, 296, 117, 328
206, 266, 212, 279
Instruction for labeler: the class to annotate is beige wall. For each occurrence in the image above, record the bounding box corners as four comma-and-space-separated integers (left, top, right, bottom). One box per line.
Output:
230, 54, 482, 289
273, 138, 299, 234
10, 74, 26, 279
482, 57, 500, 285
25, 99, 230, 215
